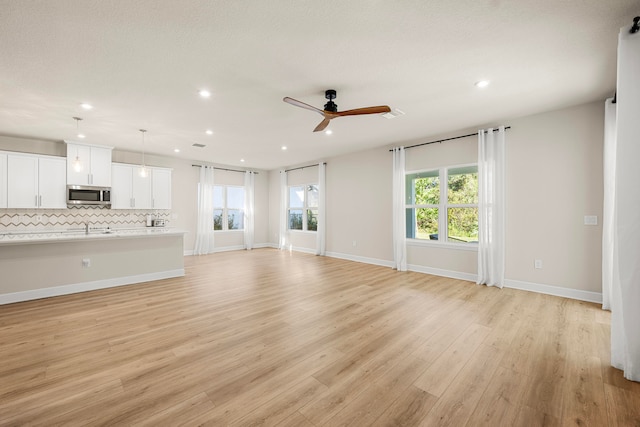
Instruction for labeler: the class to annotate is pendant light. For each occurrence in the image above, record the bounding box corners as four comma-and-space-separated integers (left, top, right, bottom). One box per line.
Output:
73, 116, 86, 139
71, 117, 83, 172
139, 129, 148, 178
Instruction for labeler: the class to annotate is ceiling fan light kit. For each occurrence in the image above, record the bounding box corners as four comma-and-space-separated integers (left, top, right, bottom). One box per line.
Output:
283, 89, 391, 132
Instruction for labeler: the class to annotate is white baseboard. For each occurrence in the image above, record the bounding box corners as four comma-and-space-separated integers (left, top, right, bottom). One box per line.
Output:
407, 264, 477, 282
0, 269, 185, 305
503, 279, 603, 304
325, 251, 395, 268
185, 243, 273, 256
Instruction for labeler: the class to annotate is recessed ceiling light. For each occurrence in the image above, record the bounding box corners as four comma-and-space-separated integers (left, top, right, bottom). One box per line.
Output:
325, 130, 333, 135
205, 129, 213, 135
80, 103, 93, 110
174, 148, 180, 153
77, 133, 86, 139
475, 80, 490, 88
281, 146, 287, 151
240, 158, 245, 163
198, 89, 211, 98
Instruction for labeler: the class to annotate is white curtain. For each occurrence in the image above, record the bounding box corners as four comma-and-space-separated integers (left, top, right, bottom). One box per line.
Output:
193, 166, 215, 255
316, 162, 326, 256
602, 98, 617, 310
244, 171, 255, 250
278, 170, 289, 250
610, 25, 640, 382
477, 126, 506, 288
392, 147, 407, 271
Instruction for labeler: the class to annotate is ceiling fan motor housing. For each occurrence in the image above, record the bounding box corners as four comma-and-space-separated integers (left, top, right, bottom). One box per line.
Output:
324, 89, 338, 112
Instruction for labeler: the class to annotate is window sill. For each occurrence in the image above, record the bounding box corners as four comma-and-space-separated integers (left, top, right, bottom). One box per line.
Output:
214, 229, 244, 233
407, 238, 478, 252
288, 230, 317, 234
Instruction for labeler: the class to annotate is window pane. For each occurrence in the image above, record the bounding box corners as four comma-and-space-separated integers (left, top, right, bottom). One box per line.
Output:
407, 207, 438, 240
447, 207, 478, 243
213, 209, 223, 230
289, 186, 304, 208
227, 186, 245, 209
213, 186, 223, 208
448, 166, 478, 204
307, 185, 318, 208
228, 209, 244, 230
406, 171, 439, 205
307, 209, 318, 231
289, 209, 303, 230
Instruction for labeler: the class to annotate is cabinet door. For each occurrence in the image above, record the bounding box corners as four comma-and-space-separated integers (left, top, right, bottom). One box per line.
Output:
111, 164, 133, 209
7, 154, 38, 208
66, 143, 92, 185
0, 153, 7, 208
39, 157, 67, 208
132, 170, 152, 209
90, 146, 112, 187
151, 168, 171, 209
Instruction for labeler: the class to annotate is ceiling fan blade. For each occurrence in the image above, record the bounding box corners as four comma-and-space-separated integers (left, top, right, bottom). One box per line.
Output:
336, 105, 391, 116
313, 117, 331, 132
283, 97, 324, 115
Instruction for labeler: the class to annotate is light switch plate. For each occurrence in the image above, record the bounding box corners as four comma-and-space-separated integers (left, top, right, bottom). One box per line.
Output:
584, 215, 598, 226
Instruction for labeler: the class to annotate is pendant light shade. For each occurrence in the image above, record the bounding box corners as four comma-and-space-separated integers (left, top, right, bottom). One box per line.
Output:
139, 129, 148, 178
72, 117, 83, 172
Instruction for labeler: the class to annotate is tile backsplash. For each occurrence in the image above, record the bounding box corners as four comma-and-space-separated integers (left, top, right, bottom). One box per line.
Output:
0, 206, 171, 232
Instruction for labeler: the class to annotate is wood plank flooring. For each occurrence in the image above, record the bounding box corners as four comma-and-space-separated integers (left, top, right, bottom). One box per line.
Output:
0, 248, 638, 426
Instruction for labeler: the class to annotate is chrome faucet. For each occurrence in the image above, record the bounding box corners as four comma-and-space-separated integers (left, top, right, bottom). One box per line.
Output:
85, 222, 90, 234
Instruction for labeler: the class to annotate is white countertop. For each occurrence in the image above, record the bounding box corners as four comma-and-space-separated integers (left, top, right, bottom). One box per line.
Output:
0, 227, 187, 245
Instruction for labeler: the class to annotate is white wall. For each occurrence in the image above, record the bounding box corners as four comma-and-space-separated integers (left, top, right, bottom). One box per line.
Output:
268, 100, 605, 298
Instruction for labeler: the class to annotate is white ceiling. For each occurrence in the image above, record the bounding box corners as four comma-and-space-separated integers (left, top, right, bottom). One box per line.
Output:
0, 1, 636, 170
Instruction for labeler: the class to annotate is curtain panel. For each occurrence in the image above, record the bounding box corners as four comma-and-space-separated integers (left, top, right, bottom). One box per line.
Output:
477, 126, 506, 288
193, 166, 215, 255
244, 171, 256, 250
392, 147, 407, 271
316, 162, 326, 256
610, 24, 640, 382
278, 171, 288, 250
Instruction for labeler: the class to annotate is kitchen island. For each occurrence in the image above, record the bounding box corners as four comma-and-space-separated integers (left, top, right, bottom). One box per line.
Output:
0, 228, 186, 305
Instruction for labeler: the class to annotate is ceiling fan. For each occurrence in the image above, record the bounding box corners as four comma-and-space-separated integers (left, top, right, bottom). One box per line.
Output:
283, 89, 391, 132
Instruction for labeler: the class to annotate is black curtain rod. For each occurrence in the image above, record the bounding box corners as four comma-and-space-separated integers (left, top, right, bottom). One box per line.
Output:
389, 126, 511, 152
283, 162, 326, 173
191, 165, 258, 174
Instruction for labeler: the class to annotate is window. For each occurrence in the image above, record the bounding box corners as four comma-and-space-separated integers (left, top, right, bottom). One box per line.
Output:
213, 185, 245, 231
406, 165, 478, 243
288, 184, 318, 231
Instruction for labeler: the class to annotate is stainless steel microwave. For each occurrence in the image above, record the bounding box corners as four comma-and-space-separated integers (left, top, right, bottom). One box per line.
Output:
67, 185, 111, 207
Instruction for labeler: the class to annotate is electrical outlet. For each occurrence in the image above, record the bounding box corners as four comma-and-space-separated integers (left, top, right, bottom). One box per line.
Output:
352, 240, 357, 247
534, 259, 542, 269
584, 215, 598, 226
82, 258, 91, 268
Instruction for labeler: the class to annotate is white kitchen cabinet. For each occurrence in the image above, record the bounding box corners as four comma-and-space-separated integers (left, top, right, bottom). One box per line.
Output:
111, 163, 152, 209
0, 153, 7, 208
151, 167, 172, 209
65, 142, 113, 187
7, 153, 66, 209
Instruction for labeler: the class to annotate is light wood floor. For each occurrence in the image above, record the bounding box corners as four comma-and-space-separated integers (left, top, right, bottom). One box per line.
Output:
1, 249, 639, 426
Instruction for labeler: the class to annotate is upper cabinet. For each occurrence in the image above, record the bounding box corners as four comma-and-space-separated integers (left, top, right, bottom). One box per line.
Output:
0, 153, 7, 208
151, 168, 172, 210
65, 141, 113, 187
7, 153, 66, 209
111, 163, 171, 210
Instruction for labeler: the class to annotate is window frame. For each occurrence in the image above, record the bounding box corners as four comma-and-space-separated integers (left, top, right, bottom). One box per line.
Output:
213, 184, 245, 232
287, 183, 318, 233
405, 163, 478, 250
